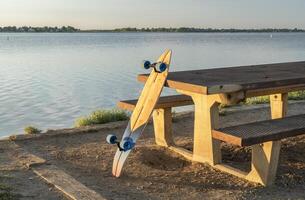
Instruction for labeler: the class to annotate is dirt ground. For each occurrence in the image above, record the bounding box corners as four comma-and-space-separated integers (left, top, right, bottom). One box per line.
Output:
1, 102, 305, 199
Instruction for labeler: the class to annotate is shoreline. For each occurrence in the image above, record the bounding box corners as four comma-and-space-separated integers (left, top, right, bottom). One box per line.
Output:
3, 99, 305, 141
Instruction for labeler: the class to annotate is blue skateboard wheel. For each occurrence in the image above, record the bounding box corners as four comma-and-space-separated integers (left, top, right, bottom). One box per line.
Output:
120, 137, 135, 151
156, 62, 167, 72
143, 60, 151, 69
106, 134, 117, 144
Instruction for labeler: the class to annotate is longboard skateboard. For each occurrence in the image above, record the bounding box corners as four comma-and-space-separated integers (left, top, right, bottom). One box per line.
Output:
106, 49, 172, 177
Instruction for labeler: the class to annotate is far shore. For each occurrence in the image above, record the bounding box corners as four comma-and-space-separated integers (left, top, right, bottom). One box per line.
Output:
1, 26, 305, 33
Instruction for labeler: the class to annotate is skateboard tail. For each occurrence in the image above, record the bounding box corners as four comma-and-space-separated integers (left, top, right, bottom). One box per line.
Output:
112, 123, 145, 177
112, 150, 131, 177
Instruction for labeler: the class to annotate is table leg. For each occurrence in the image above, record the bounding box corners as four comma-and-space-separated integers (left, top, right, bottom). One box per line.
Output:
246, 93, 287, 186
270, 93, 288, 119
192, 94, 222, 165
152, 108, 173, 147
176, 90, 222, 165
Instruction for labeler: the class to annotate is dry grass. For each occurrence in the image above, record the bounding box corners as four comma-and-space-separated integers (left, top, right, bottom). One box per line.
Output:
24, 126, 41, 135
74, 109, 129, 127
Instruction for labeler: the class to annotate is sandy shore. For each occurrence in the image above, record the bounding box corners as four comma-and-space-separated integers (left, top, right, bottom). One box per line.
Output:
1, 101, 305, 199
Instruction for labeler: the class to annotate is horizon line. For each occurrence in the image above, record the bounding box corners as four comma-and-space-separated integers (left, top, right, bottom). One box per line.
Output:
0, 25, 305, 30
0, 26, 305, 32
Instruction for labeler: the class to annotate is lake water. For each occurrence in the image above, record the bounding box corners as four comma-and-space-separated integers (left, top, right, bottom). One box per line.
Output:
1, 32, 305, 136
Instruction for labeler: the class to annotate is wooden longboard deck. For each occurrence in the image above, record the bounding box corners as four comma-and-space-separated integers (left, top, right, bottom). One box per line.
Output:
112, 50, 172, 177
130, 50, 172, 131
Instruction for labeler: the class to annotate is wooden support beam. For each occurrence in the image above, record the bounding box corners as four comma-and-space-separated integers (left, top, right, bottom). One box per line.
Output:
32, 165, 105, 200
152, 108, 174, 147
246, 84, 305, 98
246, 141, 281, 186
214, 164, 248, 179
168, 146, 193, 161
218, 91, 245, 105
177, 90, 222, 165
246, 93, 287, 186
270, 93, 288, 119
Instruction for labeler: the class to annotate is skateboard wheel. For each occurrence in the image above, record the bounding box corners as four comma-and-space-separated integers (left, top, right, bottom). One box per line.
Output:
143, 60, 151, 69
106, 134, 117, 144
120, 137, 135, 151
156, 62, 167, 72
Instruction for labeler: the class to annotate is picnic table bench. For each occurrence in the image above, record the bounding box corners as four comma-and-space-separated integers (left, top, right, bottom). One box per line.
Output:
118, 61, 305, 186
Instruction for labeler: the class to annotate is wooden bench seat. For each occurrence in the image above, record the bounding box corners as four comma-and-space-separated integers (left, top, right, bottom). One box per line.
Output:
213, 114, 305, 146
118, 92, 302, 186
117, 95, 193, 111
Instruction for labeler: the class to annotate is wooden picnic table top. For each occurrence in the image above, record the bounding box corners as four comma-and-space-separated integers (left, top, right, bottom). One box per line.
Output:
138, 61, 305, 95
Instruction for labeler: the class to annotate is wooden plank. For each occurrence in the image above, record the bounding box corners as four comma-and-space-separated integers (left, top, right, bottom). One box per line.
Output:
117, 95, 193, 111
138, 74, 207, 94
138, 61, 305, 94
168, 146, 193, 161
153, 108, 173, 147
214, 164, 248, 179
212, 129, 243, 146
32, 165, 105, 200
212, 113, 305, 146
246, 83, 305, 98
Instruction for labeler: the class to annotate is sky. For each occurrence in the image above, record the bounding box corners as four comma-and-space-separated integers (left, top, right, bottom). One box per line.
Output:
0, 0, 305, 29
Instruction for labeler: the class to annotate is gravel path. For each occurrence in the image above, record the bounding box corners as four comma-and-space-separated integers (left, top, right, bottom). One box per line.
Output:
1, 101, 305, 199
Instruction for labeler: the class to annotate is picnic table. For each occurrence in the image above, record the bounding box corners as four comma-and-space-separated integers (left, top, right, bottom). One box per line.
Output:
121, 61, 305, 186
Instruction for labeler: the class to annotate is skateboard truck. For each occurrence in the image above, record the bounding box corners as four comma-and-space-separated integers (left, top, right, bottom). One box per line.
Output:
143, 60, 167, 73
106, 134, 135, 152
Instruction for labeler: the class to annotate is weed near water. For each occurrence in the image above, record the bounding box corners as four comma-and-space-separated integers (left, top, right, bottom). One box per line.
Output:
74, 109, 129, 127
244, 91, 305, 105
24, 126, 41, 135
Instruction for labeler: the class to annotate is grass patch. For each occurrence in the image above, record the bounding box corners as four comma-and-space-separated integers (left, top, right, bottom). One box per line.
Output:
242, 91, 305, 105
75, 109, 129, 127
287, 90, 305, 100
244, 96, 270, 105
24, 126, 41, 135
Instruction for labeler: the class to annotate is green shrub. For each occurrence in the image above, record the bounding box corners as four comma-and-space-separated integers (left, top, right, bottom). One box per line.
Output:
243, 91, 305, 105
24, 126, 41, 135
288, 91, 305, 100
244, 96, 270, 105
74, 109, 129, 127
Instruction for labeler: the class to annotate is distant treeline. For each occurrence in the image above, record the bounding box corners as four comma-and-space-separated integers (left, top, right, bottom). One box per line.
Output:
0, 26, 80, 32
109, 27, 305, 33
0, 26, 304, 33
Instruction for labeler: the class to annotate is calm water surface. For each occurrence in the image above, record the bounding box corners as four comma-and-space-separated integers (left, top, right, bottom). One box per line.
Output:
1, 32, 305, 136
